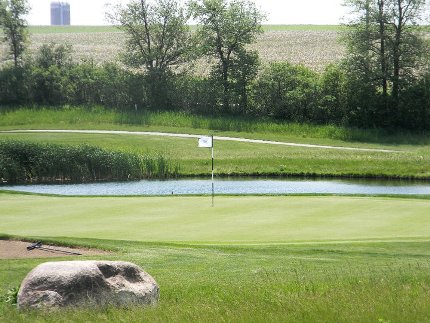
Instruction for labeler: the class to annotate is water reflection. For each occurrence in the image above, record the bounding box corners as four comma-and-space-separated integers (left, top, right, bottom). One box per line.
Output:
2, 177, 430, 196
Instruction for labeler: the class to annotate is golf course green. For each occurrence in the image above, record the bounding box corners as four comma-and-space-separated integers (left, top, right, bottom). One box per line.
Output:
1, 110, 430, 321
1, 193, 430, 322
1, 194, 430, 243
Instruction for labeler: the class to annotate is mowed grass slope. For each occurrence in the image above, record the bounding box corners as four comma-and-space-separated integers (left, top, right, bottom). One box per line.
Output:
1, 194, 430, 243
1, 239, 430, 322
1, 131, 429, 178
1, 193, 430, 321
1, 108, 430, 178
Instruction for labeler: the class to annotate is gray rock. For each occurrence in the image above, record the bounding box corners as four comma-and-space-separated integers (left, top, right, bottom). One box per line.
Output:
17, 261, 159, 309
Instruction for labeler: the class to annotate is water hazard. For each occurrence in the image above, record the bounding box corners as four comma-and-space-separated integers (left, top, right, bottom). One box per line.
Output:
2, 178, 430, 196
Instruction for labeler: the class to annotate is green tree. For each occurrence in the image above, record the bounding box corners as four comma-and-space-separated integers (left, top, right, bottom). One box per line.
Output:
389, 0, 428, 98
190, 0, 264, 113
107, 0, 194, 110
31, 43, 75, 104
344, 0, 428, 98
108, 0, 193, 71
0, 0, 29, 67
34, 42, 73, 69
254, 62, 320, 121
229, 49, 259, 114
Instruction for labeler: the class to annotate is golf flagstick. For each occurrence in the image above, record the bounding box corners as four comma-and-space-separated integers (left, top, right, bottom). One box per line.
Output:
198, 135, 215, 207
211, 135, 214, 207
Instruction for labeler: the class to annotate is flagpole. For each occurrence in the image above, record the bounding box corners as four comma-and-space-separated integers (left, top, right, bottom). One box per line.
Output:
211, 135, 214, 207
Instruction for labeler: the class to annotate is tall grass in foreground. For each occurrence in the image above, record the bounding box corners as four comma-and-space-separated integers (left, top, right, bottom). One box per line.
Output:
0, 140, 179, 184
1, 106, 429, 145
1, 239, 430, 322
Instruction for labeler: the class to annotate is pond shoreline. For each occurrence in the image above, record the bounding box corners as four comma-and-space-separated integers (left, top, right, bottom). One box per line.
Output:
3, 177, 430, 196
2, 172, 430, 186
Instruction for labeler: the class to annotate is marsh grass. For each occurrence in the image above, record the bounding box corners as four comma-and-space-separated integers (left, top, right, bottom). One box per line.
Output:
0, 140, 179, 184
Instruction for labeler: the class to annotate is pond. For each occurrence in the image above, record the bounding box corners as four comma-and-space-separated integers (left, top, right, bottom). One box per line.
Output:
1, 178, 430, 196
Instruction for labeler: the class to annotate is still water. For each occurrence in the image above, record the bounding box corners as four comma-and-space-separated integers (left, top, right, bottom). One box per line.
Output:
2, 178, 430, 196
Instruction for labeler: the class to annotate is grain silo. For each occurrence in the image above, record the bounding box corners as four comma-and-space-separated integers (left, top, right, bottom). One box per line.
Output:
51, 2, 71, 26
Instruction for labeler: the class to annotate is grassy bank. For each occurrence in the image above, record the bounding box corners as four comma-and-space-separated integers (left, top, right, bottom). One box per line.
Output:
1, 108, 430, 180
1, 107, 428, 145
1, 193, 430, 321
2, 238, 429, 322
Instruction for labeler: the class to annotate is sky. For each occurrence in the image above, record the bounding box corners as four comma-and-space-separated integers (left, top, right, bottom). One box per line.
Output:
27, 0, 348, 26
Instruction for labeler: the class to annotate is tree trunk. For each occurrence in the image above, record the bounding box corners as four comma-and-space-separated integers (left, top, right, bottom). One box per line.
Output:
377, 0, 388, 96
222, 60, 230, 113
392, 0, 404, 99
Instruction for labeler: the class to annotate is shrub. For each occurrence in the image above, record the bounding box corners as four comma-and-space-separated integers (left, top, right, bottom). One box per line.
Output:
253, 62, 321, 122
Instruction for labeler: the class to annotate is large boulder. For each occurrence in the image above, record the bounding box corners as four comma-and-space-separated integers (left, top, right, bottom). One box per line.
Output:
17, 260, 159, 309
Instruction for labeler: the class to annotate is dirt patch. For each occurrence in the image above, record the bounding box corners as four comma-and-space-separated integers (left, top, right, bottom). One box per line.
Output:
0, 240, 111, 259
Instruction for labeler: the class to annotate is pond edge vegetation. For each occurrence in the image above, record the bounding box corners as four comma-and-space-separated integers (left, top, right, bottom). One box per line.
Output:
0, 140, 180, 184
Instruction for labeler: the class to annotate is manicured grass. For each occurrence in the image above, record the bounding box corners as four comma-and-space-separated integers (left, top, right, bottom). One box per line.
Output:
1, 194, 430, 243
1, 193, 430, 321
1, 108, 430, 179
2, 131, 430, 179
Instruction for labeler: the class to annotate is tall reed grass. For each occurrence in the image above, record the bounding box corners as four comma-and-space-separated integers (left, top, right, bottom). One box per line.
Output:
0, 140, 179, 184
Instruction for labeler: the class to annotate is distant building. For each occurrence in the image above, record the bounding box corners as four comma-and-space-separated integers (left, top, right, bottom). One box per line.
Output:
51, 2, 70, 26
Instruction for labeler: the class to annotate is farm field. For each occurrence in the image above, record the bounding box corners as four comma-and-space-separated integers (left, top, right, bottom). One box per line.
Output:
1, 193, 430, 321
0, 25, 346, 72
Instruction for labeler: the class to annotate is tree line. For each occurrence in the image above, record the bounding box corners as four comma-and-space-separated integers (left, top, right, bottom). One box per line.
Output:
0, 0, 429, 130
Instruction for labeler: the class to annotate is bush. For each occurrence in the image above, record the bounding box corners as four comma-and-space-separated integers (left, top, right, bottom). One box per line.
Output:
253, 62, 321, 122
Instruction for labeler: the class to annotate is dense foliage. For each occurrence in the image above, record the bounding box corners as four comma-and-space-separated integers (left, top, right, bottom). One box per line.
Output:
0, 0, 429, 130
0, 140, 179, 184
0, 0, 29, 67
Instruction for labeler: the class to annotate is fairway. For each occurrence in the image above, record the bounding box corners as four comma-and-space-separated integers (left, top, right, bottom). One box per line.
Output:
2, 194, 430, 243
2, 193, 430, 321
2, 130, 429, 179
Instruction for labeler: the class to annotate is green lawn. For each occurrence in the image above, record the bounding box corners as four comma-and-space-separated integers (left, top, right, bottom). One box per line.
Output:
1, 130, 429, 179
1, 193, 430, 321
1, 194, 430, 243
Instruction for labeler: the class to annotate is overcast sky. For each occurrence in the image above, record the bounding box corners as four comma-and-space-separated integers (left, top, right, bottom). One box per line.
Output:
27, 0, 349, 26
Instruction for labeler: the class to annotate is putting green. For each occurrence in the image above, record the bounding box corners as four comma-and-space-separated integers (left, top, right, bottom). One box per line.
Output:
1, 194, 430, 243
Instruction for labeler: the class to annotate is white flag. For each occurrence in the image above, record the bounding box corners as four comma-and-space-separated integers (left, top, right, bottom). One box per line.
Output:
198, 136, 213, 148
